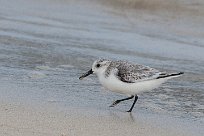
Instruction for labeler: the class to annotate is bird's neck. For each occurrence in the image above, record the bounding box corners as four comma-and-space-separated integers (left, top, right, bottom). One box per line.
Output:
96, 69, 106, 80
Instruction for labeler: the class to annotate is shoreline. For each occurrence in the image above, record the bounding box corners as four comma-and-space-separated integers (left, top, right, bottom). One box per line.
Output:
0, 101, 202, 136
0, 0, 203, 135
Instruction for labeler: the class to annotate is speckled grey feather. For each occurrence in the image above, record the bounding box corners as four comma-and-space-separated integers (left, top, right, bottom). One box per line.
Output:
105, 60, 163, 83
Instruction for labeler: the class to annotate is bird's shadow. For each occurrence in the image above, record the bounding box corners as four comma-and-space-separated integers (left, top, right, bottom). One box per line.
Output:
108, 110, 136, 123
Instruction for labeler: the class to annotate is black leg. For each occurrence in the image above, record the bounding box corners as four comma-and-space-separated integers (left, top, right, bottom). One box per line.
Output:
109, 95, 134, 107
127, 95, 138, 112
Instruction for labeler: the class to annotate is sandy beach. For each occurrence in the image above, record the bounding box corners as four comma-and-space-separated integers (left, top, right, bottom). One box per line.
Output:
1, 101, 202, 136
0, 0, 204, 135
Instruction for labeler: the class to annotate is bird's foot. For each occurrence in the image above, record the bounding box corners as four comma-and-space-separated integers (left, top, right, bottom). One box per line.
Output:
126, 110, 132, 112
109, 100, 120, 107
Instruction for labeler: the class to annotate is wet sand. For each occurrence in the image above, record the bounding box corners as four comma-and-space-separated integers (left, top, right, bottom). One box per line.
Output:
0, 101, 201, 136
0, 0, 204, 135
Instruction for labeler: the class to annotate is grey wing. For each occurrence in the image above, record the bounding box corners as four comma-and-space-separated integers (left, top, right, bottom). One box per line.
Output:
115, 62, 162, 83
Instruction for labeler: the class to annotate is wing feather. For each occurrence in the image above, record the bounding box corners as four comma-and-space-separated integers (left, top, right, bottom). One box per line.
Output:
111, 61, 162, 83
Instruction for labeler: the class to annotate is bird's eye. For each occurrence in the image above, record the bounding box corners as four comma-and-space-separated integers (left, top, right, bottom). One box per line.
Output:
96, 64, 101, 68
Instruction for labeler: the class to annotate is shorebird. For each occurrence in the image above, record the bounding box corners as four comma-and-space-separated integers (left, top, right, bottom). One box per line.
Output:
79, 59, 183, 112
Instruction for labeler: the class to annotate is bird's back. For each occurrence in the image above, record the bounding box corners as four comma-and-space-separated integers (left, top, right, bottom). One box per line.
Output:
105, 60, 161, 83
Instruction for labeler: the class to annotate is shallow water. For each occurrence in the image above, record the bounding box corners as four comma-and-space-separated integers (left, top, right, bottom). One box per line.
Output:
0, 0, 203, 123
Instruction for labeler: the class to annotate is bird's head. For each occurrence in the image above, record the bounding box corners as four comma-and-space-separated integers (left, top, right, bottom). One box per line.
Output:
79, 59, 111, 80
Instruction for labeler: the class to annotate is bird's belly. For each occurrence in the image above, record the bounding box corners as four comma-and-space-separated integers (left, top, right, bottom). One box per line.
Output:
98, 74, 168, 95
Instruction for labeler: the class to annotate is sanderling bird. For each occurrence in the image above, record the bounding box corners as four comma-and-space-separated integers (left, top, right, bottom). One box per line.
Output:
79, 59, 183, 112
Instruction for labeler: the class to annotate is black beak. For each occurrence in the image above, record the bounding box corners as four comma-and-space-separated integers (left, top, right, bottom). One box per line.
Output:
79, 69, 93, 80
